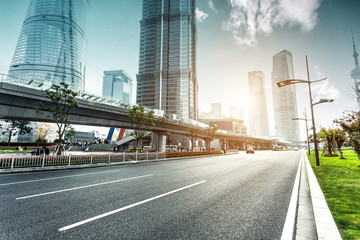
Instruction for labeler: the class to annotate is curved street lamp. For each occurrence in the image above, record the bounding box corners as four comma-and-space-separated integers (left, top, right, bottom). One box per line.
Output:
277, 56, 334, 166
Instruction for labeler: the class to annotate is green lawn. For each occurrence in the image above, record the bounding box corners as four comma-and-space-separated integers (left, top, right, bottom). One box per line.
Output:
308, 150, 360, 240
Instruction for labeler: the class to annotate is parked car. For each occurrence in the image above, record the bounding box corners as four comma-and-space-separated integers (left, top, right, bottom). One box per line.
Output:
294, 147, 299, 151
246, 147, 254, 154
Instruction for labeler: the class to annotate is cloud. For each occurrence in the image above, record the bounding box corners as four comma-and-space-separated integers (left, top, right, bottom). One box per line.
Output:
196, 8, 209, 23
208, 0, 218, 13
224, 0, 320, 46
312, 65, 340, 100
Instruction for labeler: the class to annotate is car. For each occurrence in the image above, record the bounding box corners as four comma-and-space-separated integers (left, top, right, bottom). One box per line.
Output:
246, 147, 254, 154
294, 147, 299, 151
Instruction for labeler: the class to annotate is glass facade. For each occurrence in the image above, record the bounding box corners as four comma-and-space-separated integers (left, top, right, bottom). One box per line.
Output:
137, 0, 198, 120
272, 50, 300, 143
8, 0, 89, 92
248, 71, 270, 137
102, 70, 133, 104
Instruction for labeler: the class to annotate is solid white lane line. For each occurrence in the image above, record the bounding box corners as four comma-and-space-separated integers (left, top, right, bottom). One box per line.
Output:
58, 180, 206, 232
16, 174, 154, 200
281, 154, 302, 240
0, 169, 126, 187
250, 161, 264, 166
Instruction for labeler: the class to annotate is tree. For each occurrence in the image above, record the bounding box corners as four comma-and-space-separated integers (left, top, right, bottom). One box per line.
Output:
1, 120, 32, 145
332, 128, 346, 159
166, 132, 172, 151
203, 124, 218, 151
334, 110, 360, 165
186, 127, 199, 151
41, 82, 78, 155
65, 126, 76, 143
317, 127, 335, 156
128, 104, 155, 151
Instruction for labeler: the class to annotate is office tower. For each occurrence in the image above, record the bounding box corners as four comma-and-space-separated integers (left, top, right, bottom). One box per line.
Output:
211, 103, 222, 115
8, 0, 90, 92
248, 71, 269, 137
272, 50, 300, 143
137, 0, 198, 120
102, 70, 133, 104
351, 33, 360, 109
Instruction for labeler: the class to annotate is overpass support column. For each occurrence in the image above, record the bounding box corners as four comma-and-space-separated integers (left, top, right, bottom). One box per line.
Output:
151, 131, 167, 152
257, 143, 260, 150
243, 142, 246, 150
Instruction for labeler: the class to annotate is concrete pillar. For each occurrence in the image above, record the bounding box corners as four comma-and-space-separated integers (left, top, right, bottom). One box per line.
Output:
151, 131, 167, 152
257, 143, 260, 150
243, 142, 246, 150
225, 139, 229, 150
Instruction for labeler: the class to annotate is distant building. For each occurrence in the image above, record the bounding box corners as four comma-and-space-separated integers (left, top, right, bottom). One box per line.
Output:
211, 103, 222, 115
199, 118, 247, 136
351, 33, 360, 109
229, 106, 245, 120
272, 50, 300, 143
8, 0, 90, 92
248, 71, 270, 137
67, 131, 95, 143
102, 70, 133, 104
136, 0, 198, 120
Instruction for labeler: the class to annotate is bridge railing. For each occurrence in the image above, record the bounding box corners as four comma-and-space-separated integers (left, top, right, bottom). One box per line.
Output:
0, 152, 167, 170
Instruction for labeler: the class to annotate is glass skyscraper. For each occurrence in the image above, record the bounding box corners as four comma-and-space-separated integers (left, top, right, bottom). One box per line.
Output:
248, 71, 270, 137
8, 0, 89, 92
102, 70, 133, 104
137, 0, 198, 120
272, 50, 300, 143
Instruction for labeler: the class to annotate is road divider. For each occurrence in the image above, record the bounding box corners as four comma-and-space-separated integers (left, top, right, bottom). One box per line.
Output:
58, 180, 206, 232
16, 174, 154, 200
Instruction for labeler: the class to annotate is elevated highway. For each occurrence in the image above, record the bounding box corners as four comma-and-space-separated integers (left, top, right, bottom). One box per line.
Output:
0, 81, 284, 151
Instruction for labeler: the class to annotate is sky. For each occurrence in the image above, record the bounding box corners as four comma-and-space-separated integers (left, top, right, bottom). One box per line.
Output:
0, 0, 360, 140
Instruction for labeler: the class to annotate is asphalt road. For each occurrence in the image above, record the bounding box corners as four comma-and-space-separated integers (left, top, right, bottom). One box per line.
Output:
0, 151, 302, 240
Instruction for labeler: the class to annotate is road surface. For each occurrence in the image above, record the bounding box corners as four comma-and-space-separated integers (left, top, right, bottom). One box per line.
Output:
0, 150, 302, 239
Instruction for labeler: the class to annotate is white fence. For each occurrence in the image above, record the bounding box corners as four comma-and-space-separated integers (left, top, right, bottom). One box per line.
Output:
0, 152, 166, 170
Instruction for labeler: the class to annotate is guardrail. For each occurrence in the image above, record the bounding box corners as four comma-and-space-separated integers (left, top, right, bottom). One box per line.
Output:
0, 152, 166, 170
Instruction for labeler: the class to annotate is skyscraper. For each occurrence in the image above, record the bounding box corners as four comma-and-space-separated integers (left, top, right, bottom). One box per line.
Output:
8, 0, 90, 92
272, 50, 300, 143
136, 0, 198, 120
102, 70, 133, 104
248, 71, 269, 137
351, 33, 360, 109
211, 103, 222, 115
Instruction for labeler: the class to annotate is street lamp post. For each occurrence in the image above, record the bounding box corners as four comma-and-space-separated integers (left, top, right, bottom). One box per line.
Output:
277, 56, 334, 166
292, 109, 311, 155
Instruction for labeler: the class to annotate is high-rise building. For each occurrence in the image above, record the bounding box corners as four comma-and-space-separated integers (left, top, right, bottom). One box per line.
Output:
248, 71, 269, 137
351, 33, 360, 109
136, 0, 198, 120
102, 70, 133, 104
272, 50, 300, 143
8, 0, 90, 92
230, 106, 245, 120
211, 103, 222, 115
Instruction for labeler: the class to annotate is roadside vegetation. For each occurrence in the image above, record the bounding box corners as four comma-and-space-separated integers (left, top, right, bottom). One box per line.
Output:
308, 149, 360, 239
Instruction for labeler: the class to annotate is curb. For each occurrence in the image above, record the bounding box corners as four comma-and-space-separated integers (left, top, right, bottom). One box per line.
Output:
304, 155, 342, 240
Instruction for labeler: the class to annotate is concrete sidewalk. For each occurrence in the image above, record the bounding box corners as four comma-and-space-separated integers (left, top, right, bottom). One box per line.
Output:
295, 154, 342, 240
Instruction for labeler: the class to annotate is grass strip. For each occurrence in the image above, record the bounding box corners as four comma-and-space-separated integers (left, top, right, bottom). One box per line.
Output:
308, 150, 360, 239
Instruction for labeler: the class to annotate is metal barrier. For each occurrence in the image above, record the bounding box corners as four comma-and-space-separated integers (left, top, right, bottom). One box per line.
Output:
0, 152, 166, 170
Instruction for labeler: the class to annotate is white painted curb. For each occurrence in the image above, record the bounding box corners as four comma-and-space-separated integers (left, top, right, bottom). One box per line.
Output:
304, 155, 342, 240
